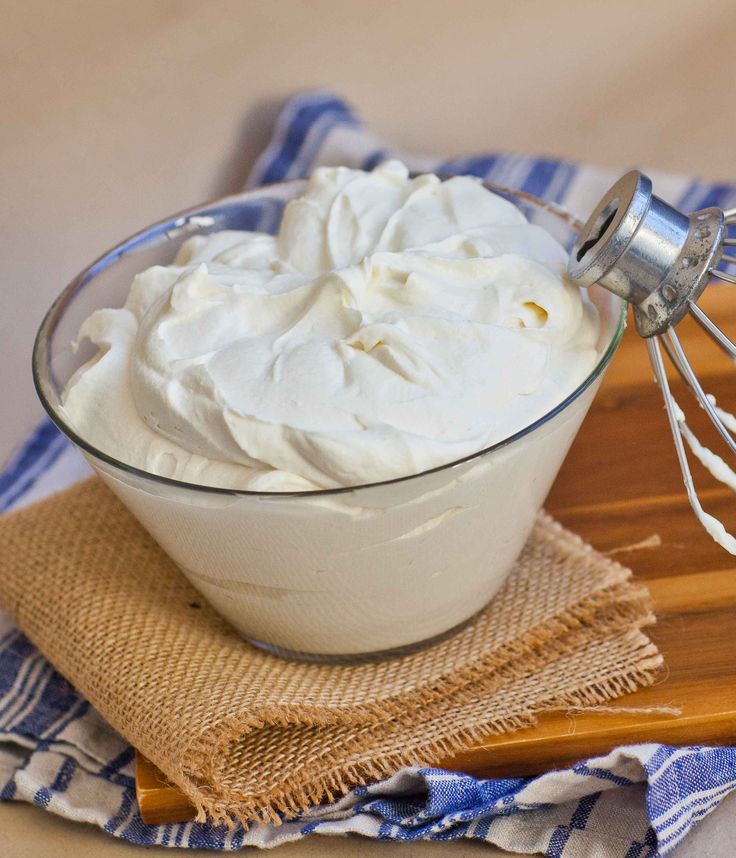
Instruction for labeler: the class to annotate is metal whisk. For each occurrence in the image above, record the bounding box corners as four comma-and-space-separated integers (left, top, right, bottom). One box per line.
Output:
568, 170, 736, 553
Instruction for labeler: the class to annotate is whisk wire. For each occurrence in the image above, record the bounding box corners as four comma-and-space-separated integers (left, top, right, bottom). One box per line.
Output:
709, 268, 736, 285
688, 301, 736, 360
660, 328, 736, 454
646, 337, 702, 514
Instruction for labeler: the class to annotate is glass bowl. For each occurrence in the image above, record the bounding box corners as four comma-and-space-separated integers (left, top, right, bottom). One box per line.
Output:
33, 181, 625, 662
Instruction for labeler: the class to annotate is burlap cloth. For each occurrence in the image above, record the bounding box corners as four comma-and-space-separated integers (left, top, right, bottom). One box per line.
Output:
0, 478, 662, 826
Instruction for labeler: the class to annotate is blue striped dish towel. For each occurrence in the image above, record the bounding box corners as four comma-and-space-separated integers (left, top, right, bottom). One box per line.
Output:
2, 91, 736, 857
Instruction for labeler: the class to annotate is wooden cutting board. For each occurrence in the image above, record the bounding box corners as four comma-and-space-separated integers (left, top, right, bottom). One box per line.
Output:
136, 287, 736, 824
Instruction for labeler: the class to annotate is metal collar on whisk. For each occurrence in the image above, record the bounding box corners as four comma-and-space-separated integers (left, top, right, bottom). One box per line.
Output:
568, 171, 736, 549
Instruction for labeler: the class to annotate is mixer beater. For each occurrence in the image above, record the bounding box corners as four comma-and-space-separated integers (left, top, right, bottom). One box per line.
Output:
569, 170, 736, 553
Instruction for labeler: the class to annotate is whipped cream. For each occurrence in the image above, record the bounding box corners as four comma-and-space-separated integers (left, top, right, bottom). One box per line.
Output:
62, 161, 599, 491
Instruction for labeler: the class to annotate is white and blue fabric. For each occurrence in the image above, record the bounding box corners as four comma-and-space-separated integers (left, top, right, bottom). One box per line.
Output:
2, 91, 736, 857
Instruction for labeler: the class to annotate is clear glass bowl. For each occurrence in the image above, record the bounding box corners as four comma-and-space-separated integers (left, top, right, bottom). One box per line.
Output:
33, 181, 625, 662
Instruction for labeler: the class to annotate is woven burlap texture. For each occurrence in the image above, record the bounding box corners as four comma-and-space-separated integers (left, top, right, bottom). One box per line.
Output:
0, 478, 662, 826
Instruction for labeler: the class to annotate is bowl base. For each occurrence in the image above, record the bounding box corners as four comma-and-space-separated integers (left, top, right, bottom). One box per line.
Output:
242, 607, 485, 664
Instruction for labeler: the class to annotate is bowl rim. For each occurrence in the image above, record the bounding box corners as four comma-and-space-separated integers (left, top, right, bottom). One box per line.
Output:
32, 179, 627, 498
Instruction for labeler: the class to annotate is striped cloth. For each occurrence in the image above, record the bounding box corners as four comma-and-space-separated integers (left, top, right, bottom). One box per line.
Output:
2, 90, 736, 856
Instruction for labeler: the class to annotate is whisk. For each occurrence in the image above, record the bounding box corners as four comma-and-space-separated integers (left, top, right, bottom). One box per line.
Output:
568, 170, 736, 553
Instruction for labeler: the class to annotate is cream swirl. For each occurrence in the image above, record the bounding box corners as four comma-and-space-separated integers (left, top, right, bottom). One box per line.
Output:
62, 161, 600, 490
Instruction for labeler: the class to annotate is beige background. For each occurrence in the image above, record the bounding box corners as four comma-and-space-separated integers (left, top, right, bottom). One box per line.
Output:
2, 0, 736, 854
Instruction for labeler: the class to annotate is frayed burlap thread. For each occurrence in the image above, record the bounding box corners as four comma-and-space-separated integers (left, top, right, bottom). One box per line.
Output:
0, 479, 663, 826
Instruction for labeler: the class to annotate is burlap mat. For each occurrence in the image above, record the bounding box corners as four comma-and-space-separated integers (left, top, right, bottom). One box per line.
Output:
0, 478, 662, 826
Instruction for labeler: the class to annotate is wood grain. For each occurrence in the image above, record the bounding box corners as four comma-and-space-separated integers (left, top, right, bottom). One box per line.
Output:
136, 286, 736, 824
